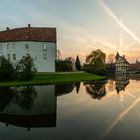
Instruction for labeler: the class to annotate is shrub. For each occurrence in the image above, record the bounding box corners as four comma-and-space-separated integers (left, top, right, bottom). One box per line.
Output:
0, 56, 16, 81
83, 63, 107, 76
56, 59, 74, 72
17, 55, 37, 80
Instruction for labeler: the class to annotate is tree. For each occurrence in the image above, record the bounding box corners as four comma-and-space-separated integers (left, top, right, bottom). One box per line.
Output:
107, 54, 115, 64
75, 55, 81, 71
57, 49, 62, 60
17, 55, 37, 80
56, 57, 75, 72
0, 56, 16, 81
86, 49, 106, 69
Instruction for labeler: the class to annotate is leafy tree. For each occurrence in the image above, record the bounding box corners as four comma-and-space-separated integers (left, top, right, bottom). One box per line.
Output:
17, 55, 37, 80
75, 55, 81, 71
56, 57, 75, 72
86, 49, 106, 69
0, 56, 16, 81
106, 54, 115, 72
107, 54, 115, 64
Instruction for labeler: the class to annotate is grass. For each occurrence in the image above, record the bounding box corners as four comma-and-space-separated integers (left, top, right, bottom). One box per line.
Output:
0, 72, 105, 87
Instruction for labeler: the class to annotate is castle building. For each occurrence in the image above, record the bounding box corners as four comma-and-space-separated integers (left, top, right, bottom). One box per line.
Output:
0, 24, 57, 72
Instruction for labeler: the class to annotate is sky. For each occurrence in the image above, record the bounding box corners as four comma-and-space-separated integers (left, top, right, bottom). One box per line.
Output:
1, 0, 140, 63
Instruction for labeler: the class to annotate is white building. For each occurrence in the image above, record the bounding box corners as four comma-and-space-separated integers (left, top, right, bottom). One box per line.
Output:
0, 24, 57, 72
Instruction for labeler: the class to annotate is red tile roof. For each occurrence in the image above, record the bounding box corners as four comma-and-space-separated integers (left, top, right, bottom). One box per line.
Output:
0, 27, 56, 43
129, 63, 140, 71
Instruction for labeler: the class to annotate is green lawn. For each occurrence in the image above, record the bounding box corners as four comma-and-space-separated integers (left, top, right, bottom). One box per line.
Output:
0, 72, 105, 87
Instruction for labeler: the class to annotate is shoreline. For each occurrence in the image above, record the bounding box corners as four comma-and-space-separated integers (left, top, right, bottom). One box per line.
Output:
0, 72, 105, 87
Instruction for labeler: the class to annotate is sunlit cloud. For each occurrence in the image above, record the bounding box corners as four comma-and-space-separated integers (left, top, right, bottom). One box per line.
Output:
99, 0, 140, 44
118, 31, 124, 51
1, 0, 140, 62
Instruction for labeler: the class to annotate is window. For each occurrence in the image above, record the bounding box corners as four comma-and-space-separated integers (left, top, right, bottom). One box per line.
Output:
26, 53, 30, 56
7, 43, 9, 49
25, 44, 29, 49
7, 54, 10, 60
43, 44, 47, 50
13, 54, 16, 60
43, 54, 47, 61
13, 43, 16, 49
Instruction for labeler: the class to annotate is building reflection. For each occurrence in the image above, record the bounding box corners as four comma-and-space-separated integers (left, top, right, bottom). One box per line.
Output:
0, 83, 76, 130
115, 74, 129, 93
84, 80, 107, 100
0, 85, 56, 130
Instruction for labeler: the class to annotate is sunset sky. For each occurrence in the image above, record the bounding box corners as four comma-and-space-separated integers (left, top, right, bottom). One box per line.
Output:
1, 0, 140, 63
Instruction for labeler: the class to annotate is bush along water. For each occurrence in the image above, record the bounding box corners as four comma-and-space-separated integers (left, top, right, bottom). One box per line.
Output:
0, 55, 37, 82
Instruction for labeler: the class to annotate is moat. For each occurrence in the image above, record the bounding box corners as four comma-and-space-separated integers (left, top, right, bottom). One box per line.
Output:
0, 76, 140, 140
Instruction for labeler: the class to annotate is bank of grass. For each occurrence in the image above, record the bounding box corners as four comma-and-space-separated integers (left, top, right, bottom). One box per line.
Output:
0, 72, 105, 87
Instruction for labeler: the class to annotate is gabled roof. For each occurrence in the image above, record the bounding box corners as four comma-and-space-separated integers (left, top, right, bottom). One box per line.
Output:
116, 52, 120, 60
115, 52, 129, 64
120, 56, 129, 64
0, 26, 56, 43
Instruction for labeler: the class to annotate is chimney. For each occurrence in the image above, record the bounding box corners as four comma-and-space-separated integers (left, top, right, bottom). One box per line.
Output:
28, 24, 31, 28
123, 55, 125, 58
6, 27, 10, 31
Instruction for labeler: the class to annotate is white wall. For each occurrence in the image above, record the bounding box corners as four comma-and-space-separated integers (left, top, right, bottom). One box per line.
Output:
0, 41, 57, 72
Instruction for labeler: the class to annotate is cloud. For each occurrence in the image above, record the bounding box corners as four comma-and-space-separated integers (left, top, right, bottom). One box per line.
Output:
99, 0, 140, 44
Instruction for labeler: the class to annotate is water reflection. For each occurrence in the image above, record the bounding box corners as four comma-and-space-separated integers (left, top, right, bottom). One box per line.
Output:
0, 78, 140, 140
0, 83, 79, 130
75, 82, 81, 94
0, 87, 14, 111
84, 80, 107, 100
0, 85, 56, 130
0, 77, 132, 131
55, 83, 75, 96
15, 86, 37, 110
115, 74, 129, 93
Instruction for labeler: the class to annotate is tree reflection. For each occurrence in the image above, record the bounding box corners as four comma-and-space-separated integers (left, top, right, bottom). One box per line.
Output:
55, 84, 75, 96
15, 86, 37, 110
0, 87, 15, 111
75, 82, 81, 94
106, 80, 115, 92
84, 81, 107, 100
0, 85, 57, 129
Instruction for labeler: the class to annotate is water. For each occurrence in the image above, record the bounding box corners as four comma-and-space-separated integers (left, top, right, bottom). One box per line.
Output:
0, 76, 140, 140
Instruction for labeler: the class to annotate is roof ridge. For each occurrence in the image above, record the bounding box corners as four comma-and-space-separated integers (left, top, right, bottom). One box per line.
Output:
0, 27, 56, 32
0, 26, 56, 43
